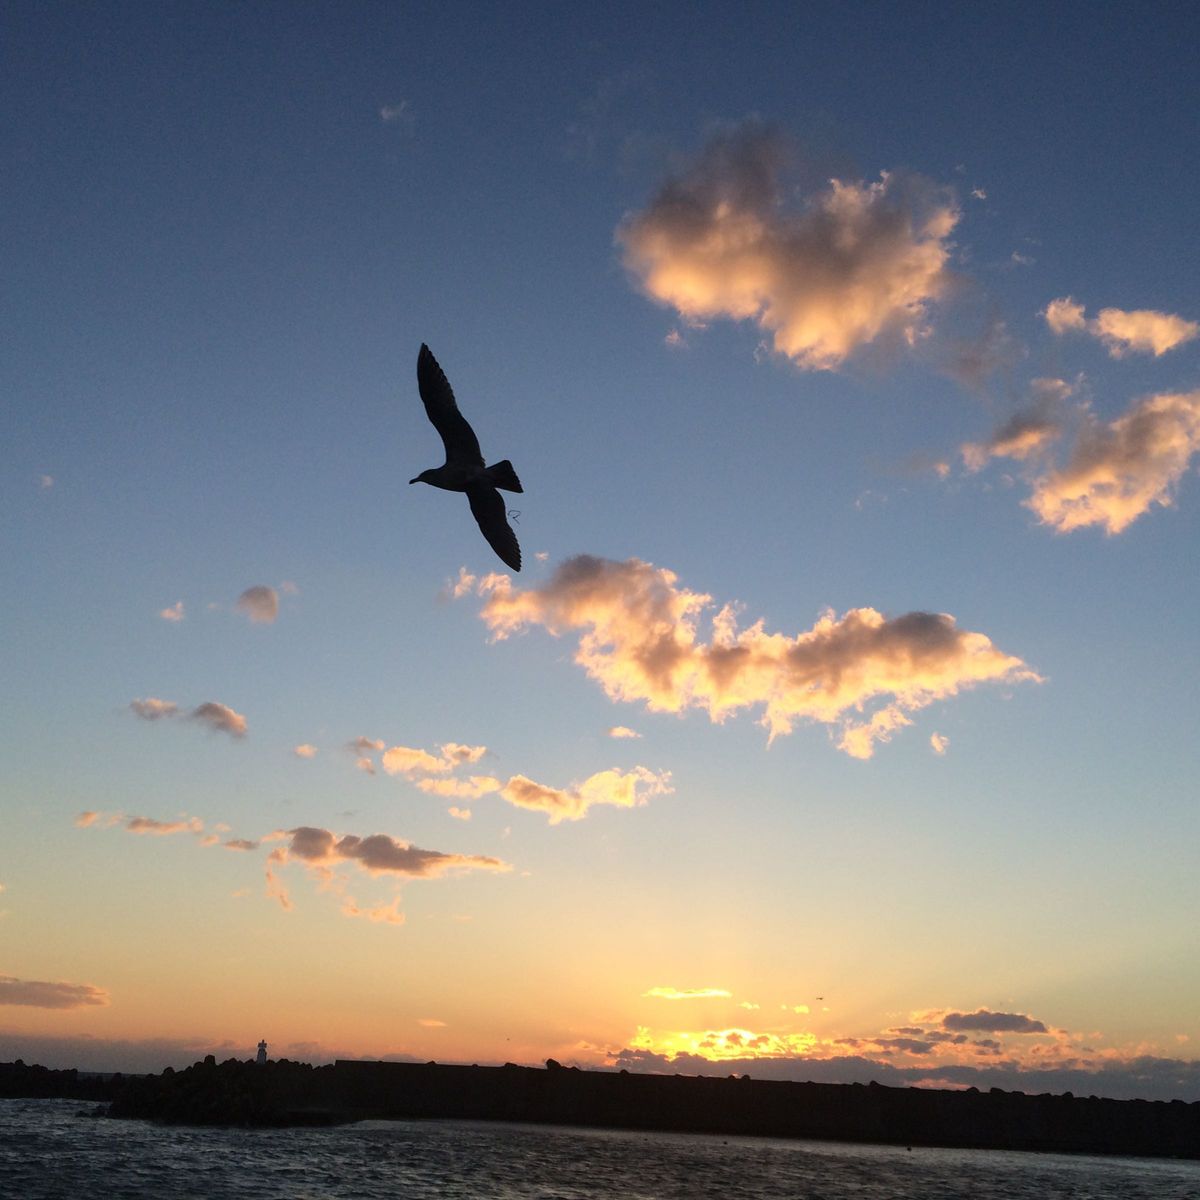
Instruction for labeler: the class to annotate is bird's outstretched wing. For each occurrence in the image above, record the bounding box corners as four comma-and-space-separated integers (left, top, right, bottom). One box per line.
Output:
467, 486, 521, 571
417, 344, 483, 467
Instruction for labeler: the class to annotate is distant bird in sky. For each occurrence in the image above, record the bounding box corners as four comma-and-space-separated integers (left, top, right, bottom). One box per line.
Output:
410, 344, 523, 571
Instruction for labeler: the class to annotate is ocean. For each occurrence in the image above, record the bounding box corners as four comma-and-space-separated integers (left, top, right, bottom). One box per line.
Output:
2, 1098, 1198, 1199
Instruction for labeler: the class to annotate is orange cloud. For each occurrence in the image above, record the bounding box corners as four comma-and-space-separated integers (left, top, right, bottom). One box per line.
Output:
1026, 390, 1200, 533
125, 815, 204, 836
189, 701, 247, 738
293, 743, 317, 759
607, 725, 642, 739
617, 122, 959, 369
467, 556, 1037, 757
630, 1024, 818, 1062
380, 745, 453, 775
1044, 296, 1198, 357
500, 766, 671, 824
644, 986, 732, 1000
415, 776, 502, 799
0, 975, 110, 1009
129, 697, 178, 721
961, 381, 1068, 471
158, 601, 185, 622
441, 742, 488, 765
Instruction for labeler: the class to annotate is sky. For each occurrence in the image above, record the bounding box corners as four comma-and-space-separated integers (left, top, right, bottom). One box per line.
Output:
3, 2, 1199, 1102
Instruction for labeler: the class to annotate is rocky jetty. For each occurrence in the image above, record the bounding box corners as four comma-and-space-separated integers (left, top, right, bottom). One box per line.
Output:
9, 1056, 1199, 1157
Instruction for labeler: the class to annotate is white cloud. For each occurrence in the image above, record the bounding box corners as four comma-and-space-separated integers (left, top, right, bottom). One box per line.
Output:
1044, 296, 1198, 357
236, 585, 279, 624
464, 556, 1038, 757
379, 100, 415, 133
617, 122, 959, 369
930, 732, 949, 756
608, 725, 642, 739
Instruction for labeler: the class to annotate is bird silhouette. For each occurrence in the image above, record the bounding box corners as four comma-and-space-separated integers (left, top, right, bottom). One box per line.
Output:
410, 344, 523, 571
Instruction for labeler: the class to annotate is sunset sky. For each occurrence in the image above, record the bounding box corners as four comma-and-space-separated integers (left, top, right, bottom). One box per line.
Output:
3, 4, 1199, 1101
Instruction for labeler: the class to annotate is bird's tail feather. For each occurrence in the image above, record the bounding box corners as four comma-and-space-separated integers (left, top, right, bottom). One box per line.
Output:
488, 460, 523, 493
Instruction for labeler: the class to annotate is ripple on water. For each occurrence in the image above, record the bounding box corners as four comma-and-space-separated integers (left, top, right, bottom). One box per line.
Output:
2, 1100, 1199, 1200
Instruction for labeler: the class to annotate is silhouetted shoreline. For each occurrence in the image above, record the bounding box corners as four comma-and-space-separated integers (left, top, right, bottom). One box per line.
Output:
4, 1058, 1199, 1159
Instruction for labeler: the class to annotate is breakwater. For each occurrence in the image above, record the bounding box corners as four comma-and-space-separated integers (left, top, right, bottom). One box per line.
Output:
101, 1057, 1200, 1157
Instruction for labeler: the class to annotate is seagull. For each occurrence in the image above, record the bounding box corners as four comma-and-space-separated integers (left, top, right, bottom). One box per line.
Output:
410, 344, 523, 571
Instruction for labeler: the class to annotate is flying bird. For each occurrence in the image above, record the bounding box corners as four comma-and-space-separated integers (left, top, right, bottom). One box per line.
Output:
410, 344, 523, 571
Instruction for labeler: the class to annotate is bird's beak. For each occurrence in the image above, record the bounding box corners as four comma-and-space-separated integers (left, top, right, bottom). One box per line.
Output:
408, 477, 418, 485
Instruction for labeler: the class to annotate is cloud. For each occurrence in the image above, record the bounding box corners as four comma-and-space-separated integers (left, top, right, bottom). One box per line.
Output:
280, 580, 300, 595
500, 766, 672, 824
381, 745, 453, 776
930, 732, 949, 756
415, 776, 502, 799
273, 826, 510, 879
440, 743, 488, 765
125, 815, 203, 836
608, 726, 642, 739
293, 744, 317, 759
465, 556, 1038, 757
189, 702, 247, 738
447, 806, 471, 821
74, 811, 100, 828
235, 585, 279, 624
1026, 390, 1200, 534
961, 383, 1067, 472
942, 1009, 1048, 1034
971, 187, 987, 200
1044, 296, 1087, 335
379, 100, 415, 134
644, 987, 733, 1001
417, 1017, 447, 1028
158, 601, 185, 622
341, 896, 406, 925
39, 474, 55, 489
129, 697, 179, 721
355, 757, 376, 776
224, 839, 259, 851
1044, 296, 1198, 357
616, 121, 959, 370
0, 975, 110, 1009
348, 736, 384, 754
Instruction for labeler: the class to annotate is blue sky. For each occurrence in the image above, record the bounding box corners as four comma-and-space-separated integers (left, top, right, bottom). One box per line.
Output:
3, 2, 1200, 1099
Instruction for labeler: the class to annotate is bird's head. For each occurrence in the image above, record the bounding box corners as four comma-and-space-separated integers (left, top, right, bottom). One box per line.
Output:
409, 470, 434, 486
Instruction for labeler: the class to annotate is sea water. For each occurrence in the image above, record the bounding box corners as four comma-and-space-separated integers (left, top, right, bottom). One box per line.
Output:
2, 1099, 1198, 1199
